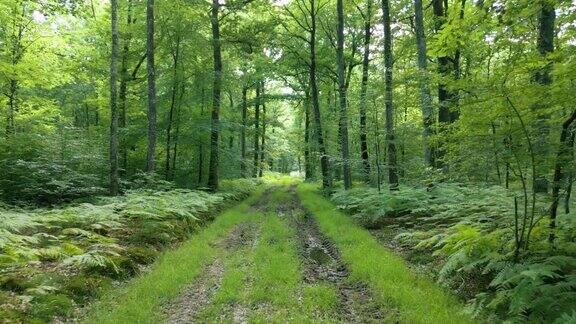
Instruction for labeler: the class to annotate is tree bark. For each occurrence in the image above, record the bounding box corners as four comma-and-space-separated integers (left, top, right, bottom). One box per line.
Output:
208, 0, 222, 191
240, 85, 248, 178
304, 88, 313, 180
359, 0, 372, 184
145, 0, 157, 173
549, 110, 576, 243
118, 0, 133, 175
165, 33, 181, 180
336, 0, 352, 189
109, 0, 120, 196
253, 83, 261, 178
414, 0, 434, 167
533, 0, 556, 193
381, 0, 399, 190
310, 0, 331, 190
259, 96, 266, 178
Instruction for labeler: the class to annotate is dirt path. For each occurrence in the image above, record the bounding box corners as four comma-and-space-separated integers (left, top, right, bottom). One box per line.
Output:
278, 187, 385, 323
163, 186, 386, 323
164, 221, 258, 323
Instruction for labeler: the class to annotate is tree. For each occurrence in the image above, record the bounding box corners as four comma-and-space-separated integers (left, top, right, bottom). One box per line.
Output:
381, 0, 398, 190
336, 0, 351, 189
207, 0, 222, 191
146, 0, 157, 173
358, 0, 372, 184
309, 0, 331, 190
414, 0, 433, 167
109, 0, 119, 196
253, 82, 261, 178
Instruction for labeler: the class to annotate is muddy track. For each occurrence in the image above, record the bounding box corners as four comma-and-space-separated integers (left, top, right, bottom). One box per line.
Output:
280, 187, 385, 323
164, 222, 258, 324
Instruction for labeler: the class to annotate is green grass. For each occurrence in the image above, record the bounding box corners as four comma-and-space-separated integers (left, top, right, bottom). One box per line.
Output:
83, 188, 265, 324
296, 183, 474, 324
197, 186, 338, 323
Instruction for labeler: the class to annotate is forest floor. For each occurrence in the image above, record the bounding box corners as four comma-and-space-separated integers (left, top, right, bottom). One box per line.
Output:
85, 180, 473, 324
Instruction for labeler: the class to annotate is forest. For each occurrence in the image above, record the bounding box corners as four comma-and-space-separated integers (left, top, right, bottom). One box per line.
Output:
0, 0, 575, 322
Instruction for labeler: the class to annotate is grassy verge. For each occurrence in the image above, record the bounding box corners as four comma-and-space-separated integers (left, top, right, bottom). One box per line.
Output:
296, 183, 474, 324
83, 188, 264, 324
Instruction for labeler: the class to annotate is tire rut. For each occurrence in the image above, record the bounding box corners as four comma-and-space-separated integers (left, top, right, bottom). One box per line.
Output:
280, 187, 385, 323
163, 221, 258, 324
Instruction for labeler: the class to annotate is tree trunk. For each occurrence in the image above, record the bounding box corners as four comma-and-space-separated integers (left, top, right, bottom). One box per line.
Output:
208, 0, 222, 191
381, 0, 399, 190
145, 0, 157, 173
118, 0, 133, 175
414, 0, 434, 167
172, 84, 185, 181
304, 89, 313, 180
109, 0, 120, 196
259, 96, 266, 178
336, 0, 352, 189
165, 33, 181, 180
253, 83, 261, 178
240, 85, 248, 178
310, 0, 331, 190
432, 0, 457, 169
359, 0, 372, 184
549, 111, 576, 243
533, 0, 556, 193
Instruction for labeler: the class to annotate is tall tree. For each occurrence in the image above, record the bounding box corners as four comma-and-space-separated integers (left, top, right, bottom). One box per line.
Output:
109, 0, 120, 196
165, 32, 181, 180
240, 85, 248, 178
336, 0, 352, 189
358, 0, 372, 184
259, 95, 266, 178
414, 0, 433, 166
253, 83, 261, 178
207, 0, 222, 191
533, 0, 556, 193
381, 0, 398, 190
309, 0, 331, 189
145, 0, 157, 173
118, 0, 133, 175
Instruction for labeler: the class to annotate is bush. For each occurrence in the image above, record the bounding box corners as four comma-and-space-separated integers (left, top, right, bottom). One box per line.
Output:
331, 183, 576, 322
0, 178, 260, 322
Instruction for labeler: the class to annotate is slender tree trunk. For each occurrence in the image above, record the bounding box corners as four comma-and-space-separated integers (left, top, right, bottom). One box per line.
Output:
240, 85, 248, 178
336, 0, 352, 189
381, 0, 398, 190
208, 0, 222, 191
259, 97, 266, 178
533, 0, 556, 193
549, 111, 576, 243
414, 0, 434, 167
310, 0, 331, 189
172, 84, 185, 181
304, 89, 313, 180
118, 0, 133, 175
564, 131, 575, 214
165, 33, 181, 180
359, 0, 372, 184
109, 0, 120, 195
253, 84, 261, 178
145, 0, 157, 173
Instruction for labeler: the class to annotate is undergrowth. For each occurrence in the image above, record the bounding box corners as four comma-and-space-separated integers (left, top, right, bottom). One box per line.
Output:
0, 178, 259, 323
330, 183, 576, 323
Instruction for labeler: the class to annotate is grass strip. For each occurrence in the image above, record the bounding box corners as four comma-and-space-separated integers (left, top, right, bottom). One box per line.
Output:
83, 189, 265, 324
296, 183, 474, 324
